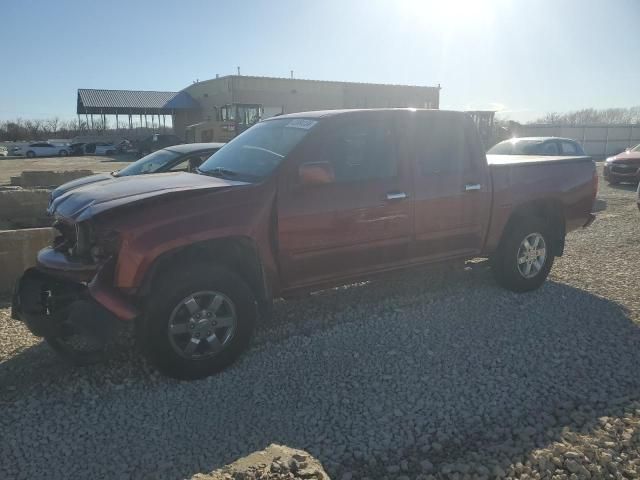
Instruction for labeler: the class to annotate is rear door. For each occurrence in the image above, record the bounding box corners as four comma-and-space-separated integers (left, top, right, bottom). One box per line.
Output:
277, 112, 413, 289
410, 112, 491, 262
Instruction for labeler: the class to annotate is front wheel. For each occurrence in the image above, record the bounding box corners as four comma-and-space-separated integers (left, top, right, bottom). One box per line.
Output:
491, 218, 555, 293
138, 265, 257, 379
58, 149, 68, 157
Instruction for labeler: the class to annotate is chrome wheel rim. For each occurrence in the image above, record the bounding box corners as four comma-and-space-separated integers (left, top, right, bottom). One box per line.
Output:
516, 232, 547, 279
168, 291, 237, 359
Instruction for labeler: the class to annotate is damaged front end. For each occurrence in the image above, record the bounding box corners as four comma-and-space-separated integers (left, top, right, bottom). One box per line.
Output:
11, 219, 133, 364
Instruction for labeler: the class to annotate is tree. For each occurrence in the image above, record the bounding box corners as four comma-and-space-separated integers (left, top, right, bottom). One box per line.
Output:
532, 106, 640, 125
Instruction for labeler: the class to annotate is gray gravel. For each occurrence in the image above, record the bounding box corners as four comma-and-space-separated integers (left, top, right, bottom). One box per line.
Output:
1, 167, 639, 479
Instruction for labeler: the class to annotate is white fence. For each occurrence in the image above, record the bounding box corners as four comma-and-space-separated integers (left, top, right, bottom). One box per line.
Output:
512, 124, 640, 158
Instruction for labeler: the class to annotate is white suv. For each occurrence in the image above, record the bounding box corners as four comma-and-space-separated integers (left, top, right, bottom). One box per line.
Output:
14, 142, 69, 158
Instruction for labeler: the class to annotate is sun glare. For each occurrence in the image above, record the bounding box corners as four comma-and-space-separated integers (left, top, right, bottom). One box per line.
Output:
401, 0, 501, 30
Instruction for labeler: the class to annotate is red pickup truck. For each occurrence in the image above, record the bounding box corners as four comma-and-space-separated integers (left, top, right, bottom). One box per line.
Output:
12, 109, 597, 379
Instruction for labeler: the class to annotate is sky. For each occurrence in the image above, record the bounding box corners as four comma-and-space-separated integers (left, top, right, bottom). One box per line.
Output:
1, 0, 639, 123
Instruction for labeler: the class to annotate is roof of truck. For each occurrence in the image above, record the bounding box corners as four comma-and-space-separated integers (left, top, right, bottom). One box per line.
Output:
267, 108, 465, 120
500, 137, 580, 143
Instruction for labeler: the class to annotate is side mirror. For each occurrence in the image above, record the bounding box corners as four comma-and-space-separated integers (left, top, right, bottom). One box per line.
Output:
298, 162, 335, 186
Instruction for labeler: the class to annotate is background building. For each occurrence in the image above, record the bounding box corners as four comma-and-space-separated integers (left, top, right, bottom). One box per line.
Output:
77, 76, 441, 141
175, 75, 441, 136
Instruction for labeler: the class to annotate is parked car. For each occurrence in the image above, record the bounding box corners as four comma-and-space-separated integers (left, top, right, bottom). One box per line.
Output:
12, 142, 70, 158
0, 146, 7, 157
603, 143, 640, 184
135, 133, 183, 157
13, 109, 597, 379
82, 142, 116, 155
49, 143, 225, 203
69, 143, 86, 155
95, 143, 118, 155
488, 137, 586, 156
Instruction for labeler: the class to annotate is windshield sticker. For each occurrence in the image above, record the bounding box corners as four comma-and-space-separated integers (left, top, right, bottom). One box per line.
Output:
285, 119, 318, 130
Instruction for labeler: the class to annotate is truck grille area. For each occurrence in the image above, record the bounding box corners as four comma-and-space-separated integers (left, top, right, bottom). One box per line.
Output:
52, 220, 77, 254
52, 220, 93, 260
612, 165, 639, 174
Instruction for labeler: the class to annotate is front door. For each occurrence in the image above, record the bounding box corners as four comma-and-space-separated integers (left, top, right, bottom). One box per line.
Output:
277, 113, 414, 290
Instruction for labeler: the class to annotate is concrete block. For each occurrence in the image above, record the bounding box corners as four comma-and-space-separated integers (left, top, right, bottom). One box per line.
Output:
0, 189, 50, 228
0, 228, 54, 294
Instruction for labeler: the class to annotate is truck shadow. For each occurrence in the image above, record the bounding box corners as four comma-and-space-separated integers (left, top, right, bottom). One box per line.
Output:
1, 265, 639, 479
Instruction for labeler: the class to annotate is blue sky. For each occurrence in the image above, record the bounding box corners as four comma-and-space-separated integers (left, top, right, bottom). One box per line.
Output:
1, 0, 638, 122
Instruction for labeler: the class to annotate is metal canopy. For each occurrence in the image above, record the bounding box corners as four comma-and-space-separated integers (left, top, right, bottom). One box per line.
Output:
77, 89, 198, 115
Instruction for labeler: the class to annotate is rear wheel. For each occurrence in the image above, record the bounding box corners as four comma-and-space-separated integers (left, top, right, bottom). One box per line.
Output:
491, 218, 555, 292
58, 149, 68, 157
138, 265, 257, 379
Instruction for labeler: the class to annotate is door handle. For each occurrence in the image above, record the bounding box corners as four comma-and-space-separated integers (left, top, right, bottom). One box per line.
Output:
386, 192, 408, 200
464, 183, 482, 192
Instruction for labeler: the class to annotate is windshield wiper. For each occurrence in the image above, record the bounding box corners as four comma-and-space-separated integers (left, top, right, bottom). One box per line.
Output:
197, 166, 238, 178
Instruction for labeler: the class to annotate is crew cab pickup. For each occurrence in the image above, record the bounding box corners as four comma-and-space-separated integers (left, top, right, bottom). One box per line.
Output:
12, 109, 598, 379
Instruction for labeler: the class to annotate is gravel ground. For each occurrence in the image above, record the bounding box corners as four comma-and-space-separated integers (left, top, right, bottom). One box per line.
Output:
1, 168, 639, 480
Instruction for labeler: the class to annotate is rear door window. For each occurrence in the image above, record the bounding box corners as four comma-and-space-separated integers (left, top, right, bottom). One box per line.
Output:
541, 142, 560, 155
415, 115, 471, 175
560, 141, 578, 154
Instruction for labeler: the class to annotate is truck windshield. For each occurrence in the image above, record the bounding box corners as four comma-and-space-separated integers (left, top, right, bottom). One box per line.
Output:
199, 118, 317, 181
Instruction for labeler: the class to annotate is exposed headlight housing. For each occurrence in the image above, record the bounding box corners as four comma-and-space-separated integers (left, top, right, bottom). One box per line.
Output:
73, 222, 92, 258
90, 230, 121, 264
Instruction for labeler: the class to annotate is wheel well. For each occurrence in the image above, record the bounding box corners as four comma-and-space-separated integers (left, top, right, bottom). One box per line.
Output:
139, 237, 270, 311
501, 199, 566, 256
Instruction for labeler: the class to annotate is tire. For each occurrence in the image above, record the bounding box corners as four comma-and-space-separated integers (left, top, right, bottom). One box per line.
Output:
138, 265, 257, 379
58, 149, 68, 157
26, 150, 35, 158
491, 217, 555, 293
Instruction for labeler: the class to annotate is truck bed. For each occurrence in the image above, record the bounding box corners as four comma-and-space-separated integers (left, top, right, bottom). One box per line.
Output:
487, 154, 593, 166
483, 153, 597, 253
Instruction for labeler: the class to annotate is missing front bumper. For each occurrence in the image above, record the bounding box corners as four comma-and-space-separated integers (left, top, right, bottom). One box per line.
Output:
11, 267, 119, 340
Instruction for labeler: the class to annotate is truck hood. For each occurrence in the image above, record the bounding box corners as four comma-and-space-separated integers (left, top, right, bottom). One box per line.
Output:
607, 150, 640, 164
49, 172, 247, 222
50, 173, 114, 202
